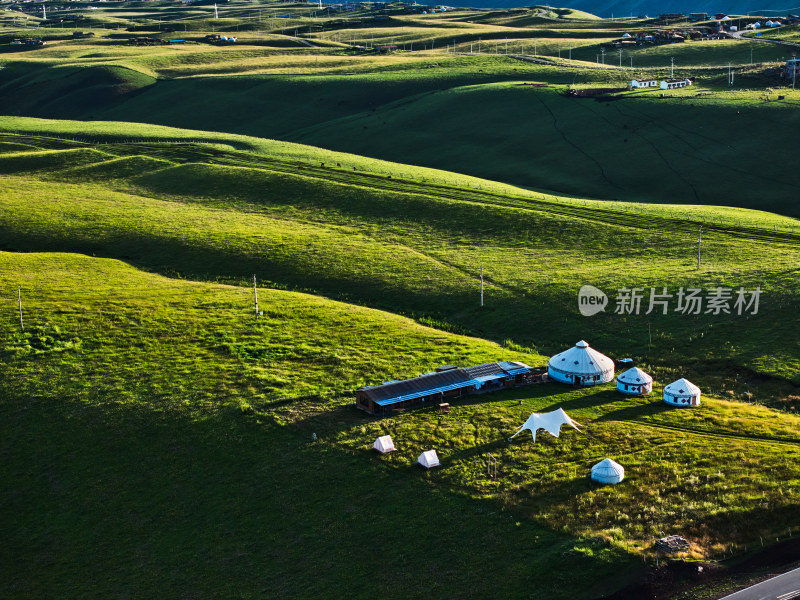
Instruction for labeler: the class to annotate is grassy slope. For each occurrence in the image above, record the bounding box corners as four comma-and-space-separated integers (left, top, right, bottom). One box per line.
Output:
0, 132, 797, 404
2, 251, 799, 596
1, 47, 798, 214
3, 252, 638, 600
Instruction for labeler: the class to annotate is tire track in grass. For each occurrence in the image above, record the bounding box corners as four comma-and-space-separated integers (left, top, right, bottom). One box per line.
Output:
563, 96, 703, 202
625, 420, 800, 448
613, 100, 798, 192
531, 92, 618, 189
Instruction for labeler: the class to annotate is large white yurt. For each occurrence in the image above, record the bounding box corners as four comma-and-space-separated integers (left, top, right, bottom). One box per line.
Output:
664, 378, 701, 407
418, 450, 440, 469
548, 340, 615, 386
616, 367, 653, 395
591, 458, 625, 484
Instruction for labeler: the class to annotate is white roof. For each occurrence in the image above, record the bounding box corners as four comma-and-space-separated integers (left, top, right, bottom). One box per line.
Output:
616, 367, 653, 385
548, 340, 614, 376
418, 450, 440, 468
510, 407, 582, 442
591, 458, 625, 483
664, 378, 701, 397
373, 435, 396, 454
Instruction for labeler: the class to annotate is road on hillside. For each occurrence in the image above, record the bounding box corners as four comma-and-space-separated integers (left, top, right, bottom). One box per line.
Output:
719, 566, 800, 600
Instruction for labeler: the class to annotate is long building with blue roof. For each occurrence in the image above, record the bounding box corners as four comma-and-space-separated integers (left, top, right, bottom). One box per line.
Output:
355, 361, 544, 415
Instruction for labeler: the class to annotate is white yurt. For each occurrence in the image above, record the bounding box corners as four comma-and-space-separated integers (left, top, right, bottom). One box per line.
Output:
616, 367, 653, 395
373, 435, 396, 454
591, 458, 625, 484
418, 450, 440, 469
664, 378, 701, 407
548, 340, 615, 386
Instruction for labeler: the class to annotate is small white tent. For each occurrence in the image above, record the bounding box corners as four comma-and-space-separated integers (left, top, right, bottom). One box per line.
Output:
418, 450, 440, 469
373, 435, 396, 454
664, 378, 701, 407
510, 408, 582, 442
591, 458, 625, 484
548, 340, 615, 386
616, 367, 653, 395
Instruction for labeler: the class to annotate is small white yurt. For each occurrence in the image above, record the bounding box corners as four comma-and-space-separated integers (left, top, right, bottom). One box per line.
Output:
591, 458, 625, 484
418, 450, 440, 469
548, 340, 615, 386
373, 435, 396, 454
616, 367, 653, 395
664, 378, 701, 407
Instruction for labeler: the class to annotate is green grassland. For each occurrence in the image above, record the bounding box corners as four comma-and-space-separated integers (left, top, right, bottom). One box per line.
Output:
1, 4, 800, 598
0, 29, 798, 214
4, 252, 638, 600
0, 127, 797, 404
2, 251, 799, 599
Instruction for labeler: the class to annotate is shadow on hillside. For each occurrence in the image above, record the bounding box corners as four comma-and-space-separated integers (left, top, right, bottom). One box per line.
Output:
595, 401, 672, 422
0, 392, 640, 599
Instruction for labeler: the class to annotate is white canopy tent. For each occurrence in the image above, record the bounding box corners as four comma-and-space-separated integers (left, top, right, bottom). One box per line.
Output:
591, 458, 625, 484
418, 450, 440, 469
616, 367, 653, 395
510, 408, 582, 442
373, 435, 396, 454
664, 378, 701, 407
548, 340, 615, 386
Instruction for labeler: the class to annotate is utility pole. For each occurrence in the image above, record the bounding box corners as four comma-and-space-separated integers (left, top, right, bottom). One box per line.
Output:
480, 265, 484, 307
619, 48, 622, 68
17, 286, 23, 331
671, 56, 674, 78
253, 275, 259, 317
569, 42, 572, 60
696, 227, 703, 270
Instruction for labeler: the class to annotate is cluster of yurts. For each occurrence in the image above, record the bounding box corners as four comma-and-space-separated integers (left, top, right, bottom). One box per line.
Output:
547, 340, 701, 407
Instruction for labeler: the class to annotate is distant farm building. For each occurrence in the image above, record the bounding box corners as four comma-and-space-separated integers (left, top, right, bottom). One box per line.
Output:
547, 340, 614, 386
661, 78, 692, 89
631, 78, 658, 88
616, 367, 653, 395
782, 58, 800, 79
355, 361, 544, 415
689, 12, 708, 21
664, 378, 701, 407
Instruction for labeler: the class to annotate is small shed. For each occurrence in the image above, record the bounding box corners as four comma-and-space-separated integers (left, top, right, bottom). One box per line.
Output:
418, 450, 440, 469
656, 535, 690, 552
616, 367, 653, 395
591, 458, 625, 484
664, 378, 701, 407
373, 435, 396, 454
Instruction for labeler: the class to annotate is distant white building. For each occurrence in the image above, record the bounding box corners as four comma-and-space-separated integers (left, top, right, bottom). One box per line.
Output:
660, 78, 692, 89
631, 78, 659, 88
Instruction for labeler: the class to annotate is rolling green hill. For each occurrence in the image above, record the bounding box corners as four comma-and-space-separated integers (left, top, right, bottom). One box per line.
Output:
2, 6, 800, 598
0, 54, 797, 215
0, 125, 797, 404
